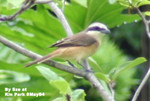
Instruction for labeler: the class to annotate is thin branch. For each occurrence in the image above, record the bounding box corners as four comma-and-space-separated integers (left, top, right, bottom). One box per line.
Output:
35, 0, 52, 4
0, 0, 35, 21
48, 2, 73, 36
0, 35, 85, 76
85, 73, 115, 101
61, 0, 66, 12
132, 67, 150, 101
135, 7, 150, 39
0, 35, 115, 101
131, 6, 150, 101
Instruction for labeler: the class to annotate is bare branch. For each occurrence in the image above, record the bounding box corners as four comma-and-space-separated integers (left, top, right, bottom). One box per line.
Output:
0, 0, 35, 21
35, 0, 52, 4
0, 35, 86, 76
135, 7, 150, 39
85, 73, 115, 101
48, 2, 73, 36
132, 67, 150, 101
61, 0, 66, 12
131, 6, 150, 101
0, 35, 115, 101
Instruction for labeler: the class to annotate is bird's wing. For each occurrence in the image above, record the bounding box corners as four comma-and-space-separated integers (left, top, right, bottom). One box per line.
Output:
50, 31, 97, 48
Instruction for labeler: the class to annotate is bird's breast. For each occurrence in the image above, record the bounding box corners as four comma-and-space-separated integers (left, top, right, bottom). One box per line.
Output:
57, 41, 100, 61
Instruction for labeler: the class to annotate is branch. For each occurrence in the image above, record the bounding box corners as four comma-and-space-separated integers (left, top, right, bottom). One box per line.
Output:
131, 6, 150, 101
0, 0, 73, 37
35, 0, 52, 4
0, 35, 86, 76
0, 0, 35, 21
0, 35, 114, 101
135, 7, 150, 39
132, 66, 150, 101
48, 2, 73, 36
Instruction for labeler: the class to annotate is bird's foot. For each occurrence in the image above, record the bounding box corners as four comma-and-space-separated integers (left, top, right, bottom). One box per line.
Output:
67, 60, 76, 68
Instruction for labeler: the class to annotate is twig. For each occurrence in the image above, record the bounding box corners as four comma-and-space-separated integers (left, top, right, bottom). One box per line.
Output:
127, 0, 150, 38
0, 36, 85, 76
85, 73, 115, 101
61, 0, 66, 12
0, 0, 35, 21
0, 35, 114, 101
66, 94, 71, 101
131, 6, 150, 101
135, 7, 150, 39
48, 2, 73, 36
109, 83, 115, 100
35, 0, 52, 4
132, 66, 150, 101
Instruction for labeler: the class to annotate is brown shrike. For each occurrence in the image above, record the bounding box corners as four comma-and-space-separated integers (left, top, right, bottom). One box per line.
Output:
25, 22, 110, 68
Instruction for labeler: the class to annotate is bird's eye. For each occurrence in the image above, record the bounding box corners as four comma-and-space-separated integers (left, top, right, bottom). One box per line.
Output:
88, 26, 105, 31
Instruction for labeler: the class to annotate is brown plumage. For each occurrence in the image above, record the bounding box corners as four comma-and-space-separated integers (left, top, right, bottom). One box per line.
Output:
25, 32, 99, 67
25, 22, 110, 67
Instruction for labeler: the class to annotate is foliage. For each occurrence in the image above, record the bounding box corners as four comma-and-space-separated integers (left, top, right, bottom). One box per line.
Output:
0, 0, 147, 101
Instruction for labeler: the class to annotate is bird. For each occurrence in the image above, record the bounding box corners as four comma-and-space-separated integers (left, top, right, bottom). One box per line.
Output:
25, 22, 110, 69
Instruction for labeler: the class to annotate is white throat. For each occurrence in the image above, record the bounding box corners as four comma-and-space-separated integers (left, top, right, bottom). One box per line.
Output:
86, 31, 104, 41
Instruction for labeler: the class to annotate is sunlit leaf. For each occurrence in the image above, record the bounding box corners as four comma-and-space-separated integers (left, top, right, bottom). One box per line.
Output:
95, 72, 111, 83
71, 89, 86, 101
36, 66, 71, 95
138, 1, 150, 7
112, 57, 147, 79
109, 0, 117, 4
0, 70, 30, 84
144, 11, 150, 16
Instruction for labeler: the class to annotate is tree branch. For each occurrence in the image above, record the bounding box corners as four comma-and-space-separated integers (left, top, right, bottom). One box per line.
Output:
0, 35, 114, 101
0, 35, 86, 76
131, 6, 150, 101
48, 2, 73, 36
135, 7, 150, 39
35, 0, 52, 4
0, 0, 35, 21
132, 66, 150, 101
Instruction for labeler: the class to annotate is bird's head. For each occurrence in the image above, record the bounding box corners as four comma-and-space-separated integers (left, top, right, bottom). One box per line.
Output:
86, 22, 110, 40
87, 22, 110, 34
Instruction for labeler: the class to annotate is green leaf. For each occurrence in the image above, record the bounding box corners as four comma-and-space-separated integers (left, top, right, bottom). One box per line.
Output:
95, 72, 111, 83
144, 11, 150, 16
7, 0, 24, 9
50, 80, 71, 95
0, 61, 40, 76
74, 0, 87, 7
0, 45, 28, 63
0, 69, 30, 85
36, 66, 63, 81
112, 57, 147, 79
109, 0, 117, 4
71, 89, 86, 101
138, 1, 150, 7
88, 57, 103, 72
36, 66, 71, 95
52, 97, 66, 101
118, 0, 140, 7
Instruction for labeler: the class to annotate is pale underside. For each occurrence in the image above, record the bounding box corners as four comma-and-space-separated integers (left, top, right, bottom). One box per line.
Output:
49, 42, 99, 62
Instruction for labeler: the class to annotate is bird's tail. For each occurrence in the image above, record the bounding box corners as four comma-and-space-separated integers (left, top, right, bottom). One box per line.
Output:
25, 50, 60, 67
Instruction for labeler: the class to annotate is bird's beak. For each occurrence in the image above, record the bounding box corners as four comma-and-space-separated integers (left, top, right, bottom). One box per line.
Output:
101, 29, 111, 34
